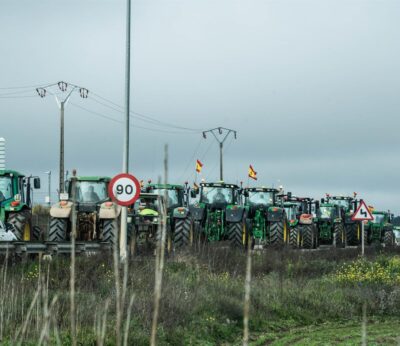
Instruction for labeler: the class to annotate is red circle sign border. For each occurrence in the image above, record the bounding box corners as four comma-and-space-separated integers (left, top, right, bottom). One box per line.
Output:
108, 173, 141, 206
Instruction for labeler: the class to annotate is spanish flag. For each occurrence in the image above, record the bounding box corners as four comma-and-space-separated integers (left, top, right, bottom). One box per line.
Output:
248, 165, 257, 180
196, 159, 204, 173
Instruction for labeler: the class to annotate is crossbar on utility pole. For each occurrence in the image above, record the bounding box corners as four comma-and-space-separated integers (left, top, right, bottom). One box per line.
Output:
202, 127, 237, 181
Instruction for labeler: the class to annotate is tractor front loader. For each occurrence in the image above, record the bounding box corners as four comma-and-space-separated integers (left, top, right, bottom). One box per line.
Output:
190, 182, 246, 249
0, 170, 41, 241
364, 211, 395, 246
48, 175, 120, 245
145, 182, 192, 250
243, 187, 289, 248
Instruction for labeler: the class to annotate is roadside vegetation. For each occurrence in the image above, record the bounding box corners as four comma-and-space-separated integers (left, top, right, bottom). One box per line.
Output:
0, 246, 400, 345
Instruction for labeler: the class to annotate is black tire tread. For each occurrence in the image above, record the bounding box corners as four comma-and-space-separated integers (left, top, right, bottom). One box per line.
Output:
48, 218, 68, 242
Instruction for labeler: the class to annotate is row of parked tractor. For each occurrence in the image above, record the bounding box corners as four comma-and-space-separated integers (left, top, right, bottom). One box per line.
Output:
0, 169, 398, 252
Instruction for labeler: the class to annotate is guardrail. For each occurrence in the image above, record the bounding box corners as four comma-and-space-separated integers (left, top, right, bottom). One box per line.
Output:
0, 241, 112, 255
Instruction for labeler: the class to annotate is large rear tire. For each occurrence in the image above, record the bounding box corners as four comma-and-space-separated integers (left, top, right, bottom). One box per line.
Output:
346, 223, 359, 246
101, 219, 118, 245
301, 224, 314, 249
289, 226, 299, 248
48, 218, 68, 242
334, 223, 345, 248
173, 218, 192, 249
7, 211, 32, 241
269, 221, 285, 246
227, 222, 246, 249
384, 230, 395, 247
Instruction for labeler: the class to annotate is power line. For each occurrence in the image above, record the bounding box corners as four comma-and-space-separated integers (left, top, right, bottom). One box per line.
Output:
69, 102, 198, 134
90, 91, 202, 133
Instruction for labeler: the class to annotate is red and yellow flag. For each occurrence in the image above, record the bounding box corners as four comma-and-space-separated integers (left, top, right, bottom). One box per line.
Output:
248, 165, 257, 180
196, 159, 204, 173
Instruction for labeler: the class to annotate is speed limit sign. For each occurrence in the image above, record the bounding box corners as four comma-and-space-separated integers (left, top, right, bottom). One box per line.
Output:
109, 173, 141, 206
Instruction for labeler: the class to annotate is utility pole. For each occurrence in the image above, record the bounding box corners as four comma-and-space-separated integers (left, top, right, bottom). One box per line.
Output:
120, 0, 132, 261
202, 127, 237, 180
36, 81, 89, 195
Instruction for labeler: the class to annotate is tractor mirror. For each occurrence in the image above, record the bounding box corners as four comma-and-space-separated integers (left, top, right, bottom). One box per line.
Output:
190, 190, 197, 198
321, 198, 325, 204
315, 200, 320, 209
243, 190, 249, 197
33, 177, 41, 189
287, 192, 292, 199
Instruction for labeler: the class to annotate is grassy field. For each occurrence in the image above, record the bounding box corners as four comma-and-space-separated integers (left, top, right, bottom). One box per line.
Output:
0, 246, 400, 345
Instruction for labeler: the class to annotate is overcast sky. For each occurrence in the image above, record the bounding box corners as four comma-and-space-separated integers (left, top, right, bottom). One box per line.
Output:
1, 0, 399, 212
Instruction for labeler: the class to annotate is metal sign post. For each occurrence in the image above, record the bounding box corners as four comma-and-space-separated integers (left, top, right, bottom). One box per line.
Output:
109, 173, 141, 257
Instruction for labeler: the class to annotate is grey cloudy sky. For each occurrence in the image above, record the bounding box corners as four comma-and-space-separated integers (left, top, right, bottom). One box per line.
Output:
1, 0, 399, 211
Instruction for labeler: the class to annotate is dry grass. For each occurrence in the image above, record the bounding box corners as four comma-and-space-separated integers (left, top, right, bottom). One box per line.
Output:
0, 246, 399, 345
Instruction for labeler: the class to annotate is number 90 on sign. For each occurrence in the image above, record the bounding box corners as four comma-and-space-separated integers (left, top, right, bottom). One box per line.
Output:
109, 173, 141, 206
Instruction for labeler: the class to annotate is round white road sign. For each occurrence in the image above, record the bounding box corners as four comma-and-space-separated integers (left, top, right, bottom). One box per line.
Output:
108, 173, 141, 206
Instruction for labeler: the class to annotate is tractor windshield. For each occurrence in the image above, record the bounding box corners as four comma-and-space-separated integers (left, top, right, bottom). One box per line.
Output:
134, 197, 161, 212
152, 189, 181, 208
371, 214, 385, 224
285, 206, 297, 221
318, 206, 334, 219
331, 199, 351, 209
75, 181, 108, 203
248, 191, 273, 206
201, 186, 235, 205
0, 176, 13, 201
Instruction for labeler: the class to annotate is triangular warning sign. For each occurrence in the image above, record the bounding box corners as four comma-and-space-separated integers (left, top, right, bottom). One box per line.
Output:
352, 200, 374, 221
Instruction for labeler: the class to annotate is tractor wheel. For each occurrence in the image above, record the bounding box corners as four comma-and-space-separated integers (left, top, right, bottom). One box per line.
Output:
156, 225, 173, 254
289, 226, 299, 248
101, 219, 118, 245
227, 222, 246, 249
334, 223, 345, 248
384, 230, 395, 247
269, 221, 285, 246
48, 218, 68, 242
302, 224, 314, 249
33, 226, 43, 241
345, 224, 359, 246
173, 218, 192, 249
7, 211, 32, 241
127, 223, 139, 256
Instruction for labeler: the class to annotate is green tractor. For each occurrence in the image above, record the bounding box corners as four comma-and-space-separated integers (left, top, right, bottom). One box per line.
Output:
128, 192, 168, 254
145, 183, 192, 249
0, 170, 41, 241
243, 187, 289, 248
314, 199, 346, 247
364, 210, 395, 246
283, 194, 316, 249
326, 195, 361, 246
190, 182, 246, 248
48, 175, 120, 244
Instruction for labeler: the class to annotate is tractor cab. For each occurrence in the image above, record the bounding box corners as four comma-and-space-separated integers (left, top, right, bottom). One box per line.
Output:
65, 176, 110, 213
317, 202, 341, 221
145, 183, 186, 210
243, 187, 277, 210
199, 182, 240, 209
